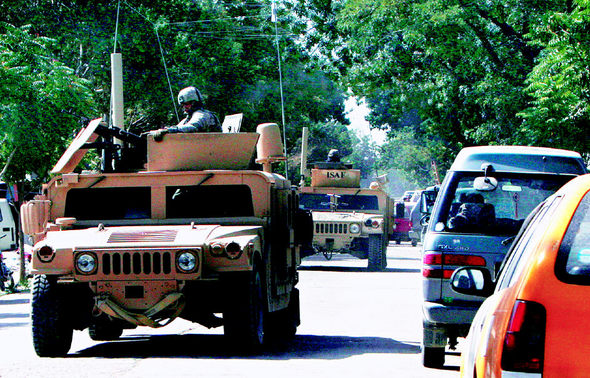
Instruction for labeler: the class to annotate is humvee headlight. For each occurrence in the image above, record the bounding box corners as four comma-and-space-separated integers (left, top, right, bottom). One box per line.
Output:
37, 245, 55, 262
177, 250, 198, 273
365, 219, 382, 228
349, 224, 361, 234
76, 253, 97, 274
225, 242, 243, 260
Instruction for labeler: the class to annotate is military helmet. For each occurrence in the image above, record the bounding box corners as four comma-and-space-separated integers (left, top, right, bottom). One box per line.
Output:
177, 86, 202, 105
327, 149, 341, 162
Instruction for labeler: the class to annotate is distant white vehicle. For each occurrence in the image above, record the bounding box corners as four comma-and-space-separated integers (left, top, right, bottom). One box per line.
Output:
0, 199, 17, 252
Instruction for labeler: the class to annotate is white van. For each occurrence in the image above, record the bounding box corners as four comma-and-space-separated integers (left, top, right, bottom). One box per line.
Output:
0, 199, 17, 251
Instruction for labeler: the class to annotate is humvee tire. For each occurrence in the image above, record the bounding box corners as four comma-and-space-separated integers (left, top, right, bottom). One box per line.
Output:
31, 275, 73, 357
0, 274, 13, 292
223, 264, 265, 349
88, 317, 124, 341
367, 234, 386, 271
265, 288, 299, 343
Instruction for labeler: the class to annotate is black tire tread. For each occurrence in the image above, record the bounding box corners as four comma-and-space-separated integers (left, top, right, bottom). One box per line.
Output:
367, 234, 386, 271
31, 275, 73, 357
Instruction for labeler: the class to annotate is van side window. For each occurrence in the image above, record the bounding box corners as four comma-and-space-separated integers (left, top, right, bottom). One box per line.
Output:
555, 191, 590, 285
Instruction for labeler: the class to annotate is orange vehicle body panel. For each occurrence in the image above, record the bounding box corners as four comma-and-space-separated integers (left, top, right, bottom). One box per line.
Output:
465, 174, 590, 377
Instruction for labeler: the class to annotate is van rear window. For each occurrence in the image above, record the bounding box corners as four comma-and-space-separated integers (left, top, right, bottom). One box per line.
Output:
555, 190, 590, 285
438, 174, 573, 236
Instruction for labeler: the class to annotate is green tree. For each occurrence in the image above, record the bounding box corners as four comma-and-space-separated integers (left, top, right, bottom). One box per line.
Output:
0, 0, 351, 184
0, 23, 94, 185
295, 0, 580, 180
518, 0, 590, 157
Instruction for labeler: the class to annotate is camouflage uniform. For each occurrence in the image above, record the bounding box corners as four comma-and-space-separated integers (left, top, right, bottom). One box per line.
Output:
168, 109, 221, 133
150, 87, 221, 141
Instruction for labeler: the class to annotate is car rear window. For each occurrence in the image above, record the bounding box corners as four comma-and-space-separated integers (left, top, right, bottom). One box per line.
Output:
555, 189, 590, 285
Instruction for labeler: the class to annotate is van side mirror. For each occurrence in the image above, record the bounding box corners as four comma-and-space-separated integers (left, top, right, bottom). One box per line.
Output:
420, 192, 430, 214
450, 267, 494, 297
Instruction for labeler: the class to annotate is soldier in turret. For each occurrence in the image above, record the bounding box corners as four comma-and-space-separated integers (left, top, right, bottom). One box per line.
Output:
326, 149, 341, 162
150, 86, 222, 141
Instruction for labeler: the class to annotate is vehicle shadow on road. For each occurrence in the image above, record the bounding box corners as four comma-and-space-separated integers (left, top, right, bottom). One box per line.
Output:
298, 266, 420, 274
72, 334, 421, 359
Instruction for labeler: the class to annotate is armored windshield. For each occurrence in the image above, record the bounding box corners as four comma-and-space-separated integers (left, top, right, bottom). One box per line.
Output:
64, 185, 254, 221
65, 187, 152, 220
299, 193, 379, 211
435, 174, 574, 236
166, 185, 254, 218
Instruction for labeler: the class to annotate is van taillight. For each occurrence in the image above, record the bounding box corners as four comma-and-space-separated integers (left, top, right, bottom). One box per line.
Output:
422, 253, 486, 278
501, 300, 546, 373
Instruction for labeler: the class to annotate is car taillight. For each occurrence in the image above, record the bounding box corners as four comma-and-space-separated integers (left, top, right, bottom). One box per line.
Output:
422, 253, 486, 278
501, 300, 546, 373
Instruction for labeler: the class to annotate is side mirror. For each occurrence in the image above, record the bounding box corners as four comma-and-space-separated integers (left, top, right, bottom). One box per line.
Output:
450, 267, 494, 297
420, 192, 429, 214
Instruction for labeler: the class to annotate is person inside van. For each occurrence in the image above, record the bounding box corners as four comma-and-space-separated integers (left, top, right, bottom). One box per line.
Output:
448, 193, 495, 231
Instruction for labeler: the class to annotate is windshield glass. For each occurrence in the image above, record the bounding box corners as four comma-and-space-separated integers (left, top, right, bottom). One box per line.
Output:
299, 193, 379, 211
436, 174, 572, 236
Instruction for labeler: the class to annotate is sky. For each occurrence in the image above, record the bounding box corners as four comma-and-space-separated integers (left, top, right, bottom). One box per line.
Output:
344, 97, 387, 146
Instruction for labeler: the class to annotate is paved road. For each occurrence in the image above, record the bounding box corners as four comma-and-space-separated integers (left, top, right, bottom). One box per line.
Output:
0, 244, 461, 377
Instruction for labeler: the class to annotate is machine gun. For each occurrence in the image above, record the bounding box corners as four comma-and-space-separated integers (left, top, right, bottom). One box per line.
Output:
79, 122, 147, 173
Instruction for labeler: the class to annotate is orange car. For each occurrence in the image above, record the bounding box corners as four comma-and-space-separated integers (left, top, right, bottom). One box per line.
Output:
450, 173, 590, 377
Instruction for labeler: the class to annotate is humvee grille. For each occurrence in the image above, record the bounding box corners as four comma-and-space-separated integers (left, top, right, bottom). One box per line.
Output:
101, 251, 173, 276
315, 222, 349, 235
107, 230, 178, 243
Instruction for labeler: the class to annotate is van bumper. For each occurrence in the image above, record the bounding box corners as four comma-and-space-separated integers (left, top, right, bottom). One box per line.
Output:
422, 301, 479, 325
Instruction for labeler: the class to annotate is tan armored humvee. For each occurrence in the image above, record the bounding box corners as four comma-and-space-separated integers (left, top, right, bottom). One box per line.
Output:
21, 119, 311, 357
299, 162, 390, 271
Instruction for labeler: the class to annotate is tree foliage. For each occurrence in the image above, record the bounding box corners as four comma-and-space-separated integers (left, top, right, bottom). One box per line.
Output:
0, 23, 94, 186
0, 0, 351, 187
518, 0, 590, 158
295, 0, 589, 182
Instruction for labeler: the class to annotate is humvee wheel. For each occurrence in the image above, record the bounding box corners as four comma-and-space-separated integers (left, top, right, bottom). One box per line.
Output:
31, 275, 73, 357
223, 266, 265, 349
265, 288, 300, 343
88, 318, 124, 341
0, 275, 13, 292
367, 234, 386, 271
